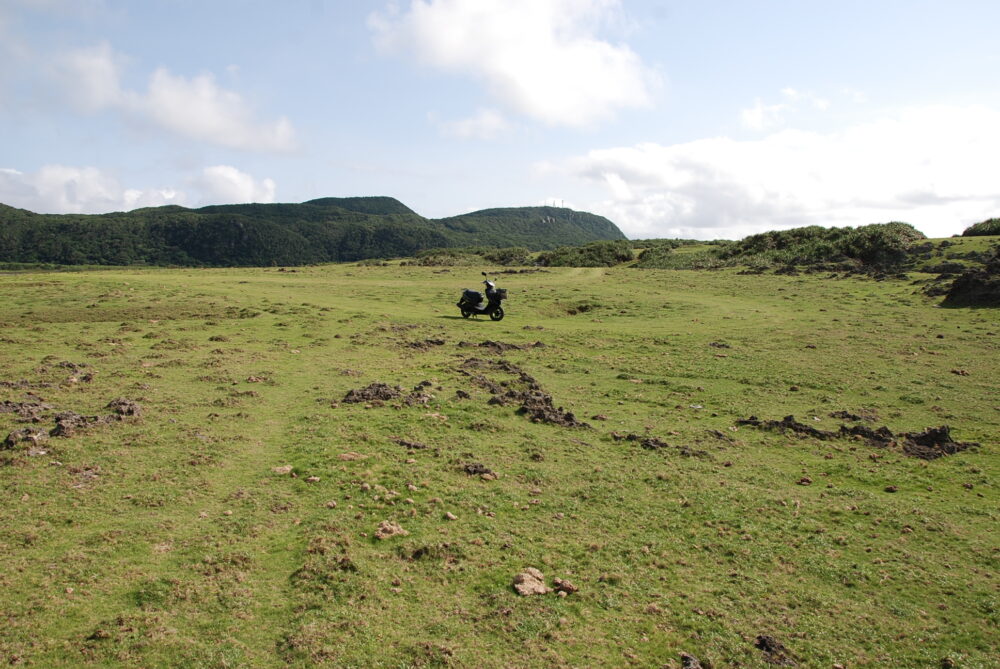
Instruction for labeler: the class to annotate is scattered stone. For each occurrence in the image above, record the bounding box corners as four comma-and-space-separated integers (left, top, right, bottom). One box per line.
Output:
444, 512, 457, 521
512, 568, 550, 596
374, 521, 408, 540
797, 477, 813, 486
885, 485, 898, 493
271, 465, 294, 475
338, 452, 368, 461
305, 476, 321, 483
950, 369, 970, 376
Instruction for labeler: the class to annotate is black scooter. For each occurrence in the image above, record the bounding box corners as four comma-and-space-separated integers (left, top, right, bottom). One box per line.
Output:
457, 272, 507, 321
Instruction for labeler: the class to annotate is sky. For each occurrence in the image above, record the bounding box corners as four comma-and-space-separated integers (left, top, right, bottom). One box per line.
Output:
2, 0, 999, 240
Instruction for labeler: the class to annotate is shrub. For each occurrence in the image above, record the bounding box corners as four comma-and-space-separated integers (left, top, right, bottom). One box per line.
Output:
962, 218, 1000, 237
536, 240, 634, 267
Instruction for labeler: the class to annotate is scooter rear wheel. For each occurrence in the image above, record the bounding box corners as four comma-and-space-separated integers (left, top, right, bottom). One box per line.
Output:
490, 307, 504, 321
461, 309, 471, 318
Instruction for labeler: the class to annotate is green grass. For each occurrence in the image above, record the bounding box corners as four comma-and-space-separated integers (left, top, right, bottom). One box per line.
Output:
0, 262, 996, 667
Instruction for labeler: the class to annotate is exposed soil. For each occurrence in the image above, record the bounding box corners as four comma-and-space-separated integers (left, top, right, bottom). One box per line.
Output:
611, 431, 709, 458
940, 245, 1000, 306
50, 411, 111, 438
462, 462, 494, 476
737, 415, 979, 459
407, 338, 447, 351
457, 357, 588, 428
3, 427, 48, 449
342, 383, 403, 404
512, 568, 550, 596
0, 399, 53, 422
755, 635, 797, 666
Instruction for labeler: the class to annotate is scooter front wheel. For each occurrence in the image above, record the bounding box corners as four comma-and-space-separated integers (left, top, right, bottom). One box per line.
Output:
490, 307, 504, 321
461, 309, 471, 318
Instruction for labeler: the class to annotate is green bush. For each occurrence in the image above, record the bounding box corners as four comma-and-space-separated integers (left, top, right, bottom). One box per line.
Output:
962, 218, 1000, 237
536, 240, 634, 267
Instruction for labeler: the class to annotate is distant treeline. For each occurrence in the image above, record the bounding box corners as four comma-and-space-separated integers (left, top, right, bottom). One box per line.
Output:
0, 197, 625, 266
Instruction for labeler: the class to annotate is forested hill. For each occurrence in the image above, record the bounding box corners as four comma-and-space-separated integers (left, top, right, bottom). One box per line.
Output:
0, 199, 626, 266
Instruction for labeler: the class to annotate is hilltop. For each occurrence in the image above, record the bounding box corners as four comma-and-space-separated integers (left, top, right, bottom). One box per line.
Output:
0, 198, 625, 266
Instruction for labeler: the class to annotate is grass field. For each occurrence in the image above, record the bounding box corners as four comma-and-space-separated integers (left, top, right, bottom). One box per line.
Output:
1, 260, 997, 667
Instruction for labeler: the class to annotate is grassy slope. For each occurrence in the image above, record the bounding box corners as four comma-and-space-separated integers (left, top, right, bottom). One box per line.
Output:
0, 262, 996, 668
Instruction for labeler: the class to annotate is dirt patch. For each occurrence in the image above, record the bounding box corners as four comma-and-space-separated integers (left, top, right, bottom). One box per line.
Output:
50, 411, 110, 438
374, 521, 409, 540
941, 247, 1000, 307
611, 432, 709, 458
106, 398, 142, 417
462, 462, 494, 476
737, 415, 979, 459
0, 400, 53, 422
457, 357, 589, 428
457, 340, 540, 354
393, 437, 428, 450
3, 427, 48, 449
830, 409, 878, 422
512, 568, 550, 596
754, 635, 797, 666
407, 338, 447, 351
901, 425, 978, 459
343, 383, 403, 404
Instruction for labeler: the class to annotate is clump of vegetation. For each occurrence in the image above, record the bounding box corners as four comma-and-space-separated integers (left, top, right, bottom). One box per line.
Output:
403, 246, 531, 267
719, 222, 926, 270
961, 217, 1000, 237
536, 240, 634, 267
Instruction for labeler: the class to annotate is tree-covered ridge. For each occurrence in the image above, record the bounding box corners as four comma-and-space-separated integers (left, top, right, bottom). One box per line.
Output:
0, 199, 626, 266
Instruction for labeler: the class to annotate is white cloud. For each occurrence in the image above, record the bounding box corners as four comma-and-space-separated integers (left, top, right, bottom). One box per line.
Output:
740, 98, 789, 131
193, 165, 276, 205
137, 69, 296, 152
370, 0, 656, 127
436, 107, 510, 139
0, 164, 276, 213
0, 165, 185, 214
53, 42, 296, 152
551, 105, 1000, 239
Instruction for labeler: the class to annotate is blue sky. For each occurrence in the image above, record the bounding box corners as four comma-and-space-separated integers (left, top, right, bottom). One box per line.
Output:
2, 0, 999, 239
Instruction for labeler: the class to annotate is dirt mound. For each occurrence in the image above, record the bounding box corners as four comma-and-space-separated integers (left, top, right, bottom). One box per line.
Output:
901, 425, 978, 459
3, 427, 48, 449
0, 400, 53, 422
737, 415, 836, 440
754, 635, 797, 666
941, 246, 1000, 306
460, 340, 546, 353
50, 411, 109, 438
512, 568, 550, 596
106, 398, 142, 417
611, 432, 709, 458
458, 357, 588, 428
737, 415, 979, 459
462, 462, 494, 476
343, 383, 403, 404
407, 338, 446, 351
